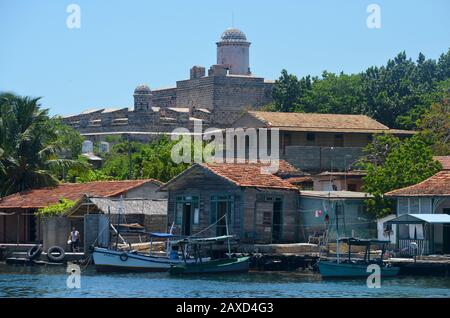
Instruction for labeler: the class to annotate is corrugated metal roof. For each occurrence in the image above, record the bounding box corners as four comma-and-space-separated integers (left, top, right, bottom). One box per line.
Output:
300, 190, 373, 199
386, 214, 450, 224
89, 197, 167, 215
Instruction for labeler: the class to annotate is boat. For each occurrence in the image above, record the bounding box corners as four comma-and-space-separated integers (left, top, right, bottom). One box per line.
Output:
168, 235, 250, 275
317, 237, 400, 278
93, 232, 211, 272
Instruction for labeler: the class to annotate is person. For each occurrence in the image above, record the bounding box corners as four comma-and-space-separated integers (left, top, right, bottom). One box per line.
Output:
68, 226, 80, 252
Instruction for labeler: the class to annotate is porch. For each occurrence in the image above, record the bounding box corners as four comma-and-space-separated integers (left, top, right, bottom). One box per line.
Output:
387, 213, 450, 257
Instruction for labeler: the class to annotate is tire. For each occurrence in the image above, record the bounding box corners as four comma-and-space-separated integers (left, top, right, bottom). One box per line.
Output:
27, 245, 42, 260
47, 246, 66, 263
119, 252, 128, 262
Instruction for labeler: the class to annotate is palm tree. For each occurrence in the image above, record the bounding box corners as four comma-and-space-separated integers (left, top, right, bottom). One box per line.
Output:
0, 93, 83, 196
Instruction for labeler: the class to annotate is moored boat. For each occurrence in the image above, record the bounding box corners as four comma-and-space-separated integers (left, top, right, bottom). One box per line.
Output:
317, 260, 399, 278
92, 245, 208, 272
318, 237, 400, 278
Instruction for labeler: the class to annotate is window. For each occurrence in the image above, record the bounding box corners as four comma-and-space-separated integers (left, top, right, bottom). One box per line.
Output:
334, 134, 344, 147
347, 184, 357, 192
210, 195, 234, 236
306, 133, 315, 146
284, 133, 292, 146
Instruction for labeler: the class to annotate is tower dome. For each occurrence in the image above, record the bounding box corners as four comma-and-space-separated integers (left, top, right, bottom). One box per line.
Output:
216, 27, 251, 75
220, 28, 248, 42
134, 84, 151, 94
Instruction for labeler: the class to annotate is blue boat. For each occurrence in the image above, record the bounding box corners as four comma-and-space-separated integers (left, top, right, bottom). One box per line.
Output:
318, 238, 400, 278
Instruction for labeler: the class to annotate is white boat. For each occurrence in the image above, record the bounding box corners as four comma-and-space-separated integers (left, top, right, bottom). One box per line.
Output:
93, 245, 208, 272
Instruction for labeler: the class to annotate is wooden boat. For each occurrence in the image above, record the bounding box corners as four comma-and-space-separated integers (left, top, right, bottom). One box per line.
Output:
318, 237, 400, 278
93, 245, 208, 272
169, 234, 250, 275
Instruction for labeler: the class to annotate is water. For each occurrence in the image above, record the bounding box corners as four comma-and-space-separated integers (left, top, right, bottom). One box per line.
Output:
0, 263, 450, 298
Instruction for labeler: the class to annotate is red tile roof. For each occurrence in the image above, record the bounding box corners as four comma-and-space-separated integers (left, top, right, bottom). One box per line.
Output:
385, 171, 450, 197
0, 179, 160, 209
203, 162, 298, 190
433, 156, 450, 170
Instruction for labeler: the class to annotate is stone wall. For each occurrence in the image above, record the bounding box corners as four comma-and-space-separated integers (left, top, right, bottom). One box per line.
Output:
62, 74, 273, 140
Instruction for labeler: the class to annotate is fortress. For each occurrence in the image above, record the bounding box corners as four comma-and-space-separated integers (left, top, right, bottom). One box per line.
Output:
63, 28, 274, 141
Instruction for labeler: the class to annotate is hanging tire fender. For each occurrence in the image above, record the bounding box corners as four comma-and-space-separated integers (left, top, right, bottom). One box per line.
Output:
47, 246, 66, 263
119, 252, 128, 262
27, 245, 43, 260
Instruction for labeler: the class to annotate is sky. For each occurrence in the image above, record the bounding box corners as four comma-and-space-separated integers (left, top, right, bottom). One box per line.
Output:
0, 0, 449, 116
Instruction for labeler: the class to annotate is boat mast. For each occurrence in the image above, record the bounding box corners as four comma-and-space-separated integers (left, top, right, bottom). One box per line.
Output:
116, 195, 123, 250
225, 213, 231, 258
335, 198, 340, 263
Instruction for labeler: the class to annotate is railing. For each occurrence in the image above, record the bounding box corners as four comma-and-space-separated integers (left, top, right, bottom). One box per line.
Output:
281, 146, 364, 171
398, 239, 430, 256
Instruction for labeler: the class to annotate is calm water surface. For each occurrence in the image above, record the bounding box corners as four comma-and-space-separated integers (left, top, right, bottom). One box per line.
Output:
0, 263, 449, 298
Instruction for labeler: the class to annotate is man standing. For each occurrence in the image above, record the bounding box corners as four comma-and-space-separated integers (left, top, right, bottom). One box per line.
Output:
68, 226, 80, 252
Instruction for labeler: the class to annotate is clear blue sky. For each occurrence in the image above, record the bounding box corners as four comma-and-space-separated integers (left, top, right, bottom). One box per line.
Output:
1, 0, 449, 116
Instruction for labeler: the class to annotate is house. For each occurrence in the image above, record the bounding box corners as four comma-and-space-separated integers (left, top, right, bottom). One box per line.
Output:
62, 195, 168, 251
433, 156, 450, 170
160, 161, 300, 244
384, 171, 450, 255
0, 179, 165, 244
232, 111, 415, 172
310, 171, 366, 192
298, 190, 376, 241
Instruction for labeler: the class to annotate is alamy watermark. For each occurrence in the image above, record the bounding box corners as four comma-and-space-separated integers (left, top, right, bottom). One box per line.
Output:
66, 4, 81, 29
366, 4, 381, 29
366, 264, 381, 288
170, 121, 280, 174
66, 263, 81, 289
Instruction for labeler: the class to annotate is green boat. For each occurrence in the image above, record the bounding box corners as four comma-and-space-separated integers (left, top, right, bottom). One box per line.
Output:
169, 256, 250, 275
318, 237, 400, 278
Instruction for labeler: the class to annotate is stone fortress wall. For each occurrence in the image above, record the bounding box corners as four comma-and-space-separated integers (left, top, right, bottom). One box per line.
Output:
62, 28, 274, 140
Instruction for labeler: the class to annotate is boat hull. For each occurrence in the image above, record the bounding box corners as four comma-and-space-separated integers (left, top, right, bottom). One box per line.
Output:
318, 260, 400, 278
93, 247, 205, 272
169, 256, 250, 275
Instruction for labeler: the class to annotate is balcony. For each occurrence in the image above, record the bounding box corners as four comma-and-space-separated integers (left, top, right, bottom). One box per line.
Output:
281, 146, 364, 172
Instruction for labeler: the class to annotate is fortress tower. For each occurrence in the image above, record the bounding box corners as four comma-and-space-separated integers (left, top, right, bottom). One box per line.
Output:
133, 84, 153, 111
216, 28, 251, 75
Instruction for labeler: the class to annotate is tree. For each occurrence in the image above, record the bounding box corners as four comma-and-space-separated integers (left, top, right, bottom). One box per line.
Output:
417, 80, 450, 155
359, 134, 442, 217
0, 93, 83, 196
268, 49, 450, 131
269, 69, 304, 112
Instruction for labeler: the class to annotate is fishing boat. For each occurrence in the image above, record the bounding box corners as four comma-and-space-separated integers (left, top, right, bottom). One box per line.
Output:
317, 237, 400, 278
92, 232, 210, 272
168, 235, 250, 275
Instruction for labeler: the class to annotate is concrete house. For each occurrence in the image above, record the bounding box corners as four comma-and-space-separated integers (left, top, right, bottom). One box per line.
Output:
0, 179, 165, 244
160, 161, 300, 244
384, 170, 450, 255
232, 111, 415, 173
298, 190, 376, 242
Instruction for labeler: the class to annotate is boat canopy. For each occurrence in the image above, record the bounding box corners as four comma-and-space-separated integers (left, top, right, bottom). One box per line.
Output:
385, 214, 450, 225
172, 235, 235, 245
148, 232, 176, 238
337, 237, 391, 245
